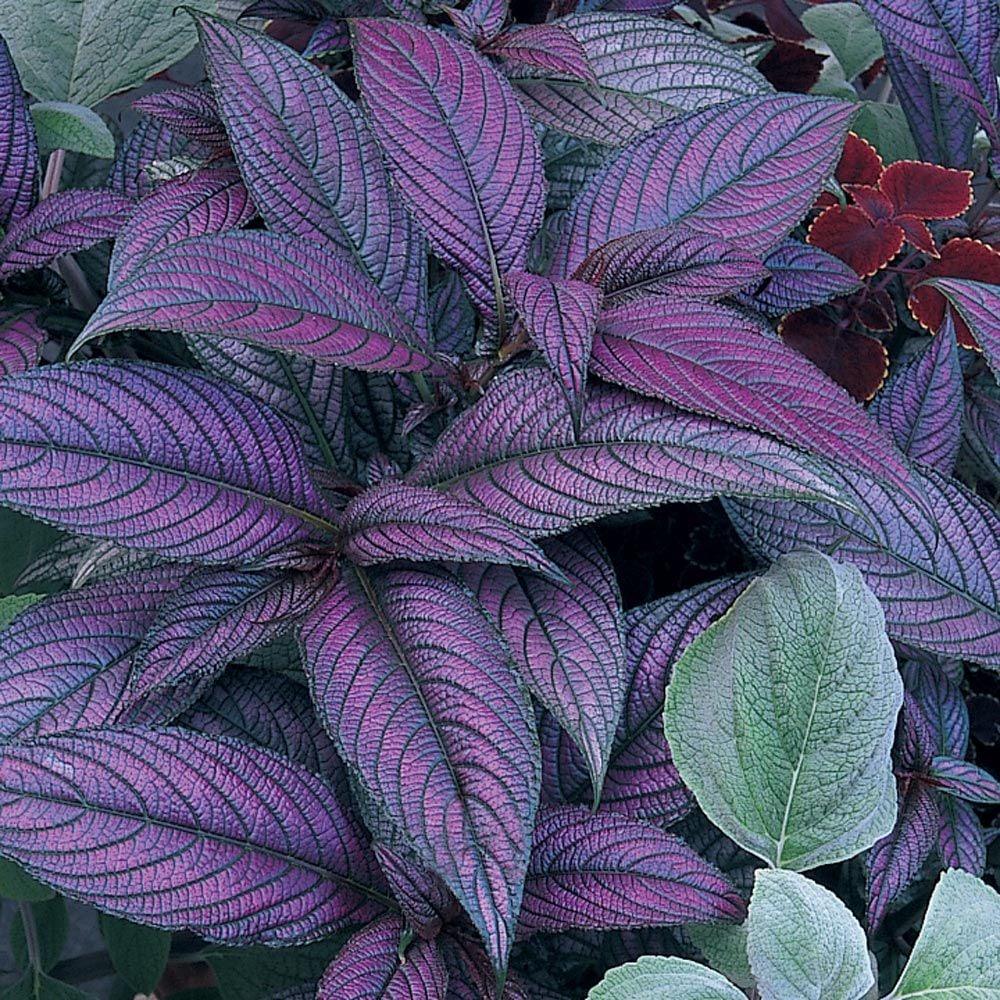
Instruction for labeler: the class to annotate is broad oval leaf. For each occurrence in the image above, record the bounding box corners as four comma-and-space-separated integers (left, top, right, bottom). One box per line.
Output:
0, 35, 38, 230
0, 309, 45, 378
351, 19, 545, 327
587, 956, 746, 1000
30, 101, 116, 158
0, 728, 388, 942
663, 551, 903, 871
552, 94, 855, 276
0, 361, 339, 567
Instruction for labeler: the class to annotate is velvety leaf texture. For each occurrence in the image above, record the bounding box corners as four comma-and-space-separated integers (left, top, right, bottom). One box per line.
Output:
749, 239, 861, 313
0, 190, 133, 278
0, 309, 45, 378
0, 35, 38, 230
520, 806, 745, 936
920, 277, 1000, 381
0, 728, 387, 942
351, 19, 545, 327
300, 563, 539, 969
409, 367, 845, 537
131, 86, 228, 149
587, 956, 746, 1000
552, 95, 856, 276
0, 361, 340, 567
79, 232, 440, 373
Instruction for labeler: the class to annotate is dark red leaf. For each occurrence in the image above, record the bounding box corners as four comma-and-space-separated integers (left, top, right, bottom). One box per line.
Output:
880, 161, 973, 220
758, 39, 826, 93
896, 215, 938, 256
855, 289, 896, 331
845, 185, 894, 220
807, 204, 904, 277
836, 132, 884, 187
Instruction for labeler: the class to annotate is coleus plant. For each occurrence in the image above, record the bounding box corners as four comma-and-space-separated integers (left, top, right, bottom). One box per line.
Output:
0, 0, 998, 997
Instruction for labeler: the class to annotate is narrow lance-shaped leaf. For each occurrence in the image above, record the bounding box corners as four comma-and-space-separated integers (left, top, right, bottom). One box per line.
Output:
747, 239, 861, 314
0, 309, 45, 378
926, 757, 1000, 804
132, 86, 228, 149
0, 728, 388, 942
936, 796, 986, 875
352, 19, 545, 329
902, 660, 968, 759
918, 278, 1000, 382
106, 117, 189, 201
0, 34, 38, 230
0, 361, 340, 567
373, 844, 457, 940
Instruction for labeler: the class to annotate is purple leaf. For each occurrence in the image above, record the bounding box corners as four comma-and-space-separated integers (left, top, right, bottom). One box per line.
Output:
926, 757, 1000, 804
746, 239, 861, 313
78, 232, 441, 374
197, 17, 427, 331
0, 567, 187, 742
442, 936, 531, 1000
0, 309, 45, 377
936, 795, 986, 874
342, 480, 558, 575
505, 13, 770, 147
866, 781, 939, 932
429, 268, 476, 356
109, 166, 255, 286
0, 361, 339, 566
0, 728, 387, 941
519, 806, 745, 936
351, 19, 545, 328
552, 95, 855, 276
132, 86, 228, 149
901, 660, 968, 759
107, 118, 190, 201
964, 384, 1000, 482
0, 35, 38, 230
0, 190, 132, 278
573, 226, 768, 306
317, 915, 448, 1000
447, 0, 509, 44
870, 319, 963, 474
373, 845, 457, 940
485, 24, 597, 84
918, 277, 1000, 382
898, 692, 938, 772
303, 19, 352, 59
462, 531, 626, 800
506, 272, 600, 420
240, 0, 329, 20
592, 298, 917, 502
409, 367, 845, 537
300, 564, 539, 970
727, 464, 1000, 668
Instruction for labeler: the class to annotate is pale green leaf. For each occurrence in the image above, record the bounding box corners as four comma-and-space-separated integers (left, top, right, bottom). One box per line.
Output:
0, 595, 44, 631
30, 102, 115, 158
686, 922, 754, 990
587, 956, 746, 1000
801, 3, 883, 81
663, 550, 902, 871
747, 869, 873, 1000
852, 103, 919, 164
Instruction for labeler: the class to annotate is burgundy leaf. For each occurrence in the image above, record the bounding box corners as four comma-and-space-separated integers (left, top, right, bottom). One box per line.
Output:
317, 915, 448, 1000
462, 531, 626, 800
132, 86, 228, 148
926, 757, 1000, 804
552, 95, 855, 275
0, 190, 133, 278
106, 117, 190, 201
0, 361, 340, 566
351, 19, 545, 327
0, 309, 45, 377
485, 24, 597, 84
0, 728, 387, 941
902, 660, 968, 759
0, 35, 38, 230
373, 845, 457, 940
748, 239, 861, 313
519, 806, 745, 936
343, 480, 558, 575
78, 232, 441, 374
936, 795, 986, 874
918, 277, 1000, 381
409, 367, 845, 538
300, 564, 539, 970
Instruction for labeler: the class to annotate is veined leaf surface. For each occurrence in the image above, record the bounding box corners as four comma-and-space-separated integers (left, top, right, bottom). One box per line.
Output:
0, 35, 38, 230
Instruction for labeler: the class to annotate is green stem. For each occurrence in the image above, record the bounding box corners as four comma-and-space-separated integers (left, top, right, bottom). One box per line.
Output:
17, 901, 41, 972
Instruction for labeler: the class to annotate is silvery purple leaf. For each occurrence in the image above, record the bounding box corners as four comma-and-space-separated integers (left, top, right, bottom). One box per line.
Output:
936, 795, 986, 874
352, 19, 545, 328
485, 24, 597, 84
505, 14, 770, 147
552, 95, 854, 276
462, 531, 625, 800
506, 271, 600, 420
132, 87, 228, 149
429, 269, 476, 356
373, 844, 457, 940
542, 132, 610, 213
447, 0, 508, 43
519, 806, 745, 936
964, 385, 1000, 484
871, 319, 963, 475
109, 166, 255, 286
0, 728, 387, 941
919, 277, 1000, 382
78, 232, 441, 373
0, 35, 38, 230
672, 811, 759, 898
898, 693, 937, 772
0, 567, 187, 741
300, 563, 539, 970
343, 480, 558, 575
240, 0, 328, 20
0, 190, 133, 278
926, 757, 1000, 804
0, 309, 45, 377
316, 915, 448, 1000
747, 240, 861, 314
726, 464, 1000, 668
197, 17, 427, 331
902, 660, 968, 759
592, 298, 918, 502
107, 118, 190, 201
0, 361, 340, 566
303, 19, 352, 59
409, 367, 845, 538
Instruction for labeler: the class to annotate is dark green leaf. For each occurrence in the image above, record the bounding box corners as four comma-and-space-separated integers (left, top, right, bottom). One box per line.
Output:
98, 914, 170, 993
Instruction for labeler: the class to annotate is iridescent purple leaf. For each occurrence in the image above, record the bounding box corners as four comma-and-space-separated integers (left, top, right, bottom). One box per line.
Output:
898, 692, 937, 772
0, 728, 387, 941
462, 531, 625, 800
965, 385, 1000, 485
343, 480, 558, 575
593, 298, 917, 501
110, 166, 255, 286
442, 935, 531, 1000
300, 564, 539, 969
317, 915, 448, 1000
132, 86, 228, 149
0, 361, 340, 566
303, 19, 352, 59
409, 367, 845, 538
926, 757, 1000, 804
78, 232, 441, 373
429, 268, 475, 356
552, 95, 855, 276
747, 239, 861, 314
870, 318, 962, 474
506, 271, 600, 420
485, 24, 597, 84
0, 309, 45, 377
506, 14, 770, 147
373, 844, 457, 940
351, 19, 545, 327
0, 567, 187, 742
542, 132, 610, 213
936, 795, 986, 874
519, 806, 745, 936
447, 0, 509, 44
0, 35, 38, 230
240, 0, 328, 18
197, 17, 427, 331
0, 190, 132, 278
106, 118, 190, 201
919, 277, 1000, 382
902, 660, 968, 759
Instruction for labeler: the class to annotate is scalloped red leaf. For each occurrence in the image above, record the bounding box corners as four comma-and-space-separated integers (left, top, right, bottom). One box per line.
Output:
845, 184, 895, 220
880, 160, 973, 219
836, 132, 884, 187
896, 215, 938, 256
807, 204, 904, 277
